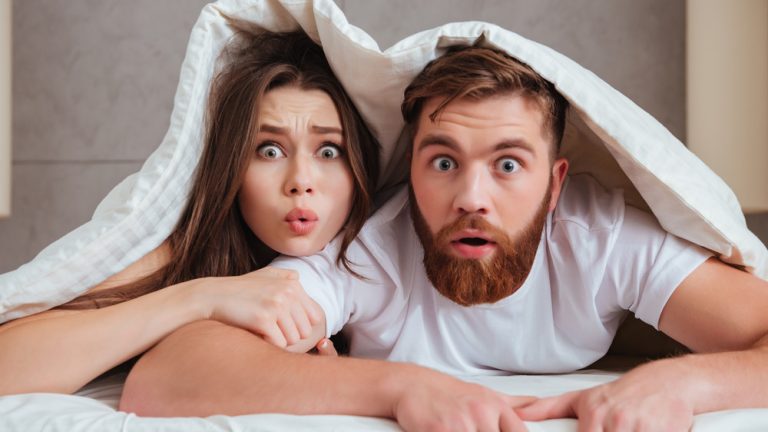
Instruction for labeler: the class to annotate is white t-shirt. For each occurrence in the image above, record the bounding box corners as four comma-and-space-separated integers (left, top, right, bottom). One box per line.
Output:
273, 175, 711, 375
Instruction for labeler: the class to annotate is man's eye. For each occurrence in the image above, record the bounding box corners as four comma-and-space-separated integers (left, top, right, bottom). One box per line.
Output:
257, 143, 285, 159
431, 156, 457, 172
317, 144, 342, 160
496, 157, 520, 174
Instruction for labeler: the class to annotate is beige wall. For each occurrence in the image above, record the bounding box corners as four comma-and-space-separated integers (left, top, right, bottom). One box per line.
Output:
2, 0, 756, 273
687, 0, 768, 213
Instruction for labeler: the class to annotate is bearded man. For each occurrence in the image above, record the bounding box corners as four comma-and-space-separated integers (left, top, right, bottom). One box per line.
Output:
121, 44, 768, 432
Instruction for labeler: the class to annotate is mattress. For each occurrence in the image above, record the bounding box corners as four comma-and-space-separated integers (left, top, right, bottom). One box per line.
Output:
2, 370, 766, 431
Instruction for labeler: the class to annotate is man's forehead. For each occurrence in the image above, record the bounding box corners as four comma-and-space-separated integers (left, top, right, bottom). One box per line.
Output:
419, 94, 546, 129
409, 94, 557, 160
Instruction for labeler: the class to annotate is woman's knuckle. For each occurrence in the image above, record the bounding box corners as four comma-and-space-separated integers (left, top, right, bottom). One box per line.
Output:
251, 316, 268, 328
266, 296, 283, 308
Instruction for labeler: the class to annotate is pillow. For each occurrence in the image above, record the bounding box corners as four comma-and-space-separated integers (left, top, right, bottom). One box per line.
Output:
1, 0, 765, 323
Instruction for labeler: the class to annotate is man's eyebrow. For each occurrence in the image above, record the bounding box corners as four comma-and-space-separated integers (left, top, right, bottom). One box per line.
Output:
258, 124, 343, 135
494, 139, 536, 154
417, 134, 537, 155
416, 134, 460, 153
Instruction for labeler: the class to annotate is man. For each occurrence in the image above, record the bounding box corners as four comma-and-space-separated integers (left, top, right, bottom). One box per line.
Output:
120, 44, 768, 431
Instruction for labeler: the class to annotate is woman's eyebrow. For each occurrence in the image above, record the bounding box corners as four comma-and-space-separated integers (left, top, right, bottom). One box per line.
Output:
258, 124, 285, 134
312, 125, 342, 135
257, 124, 342, 135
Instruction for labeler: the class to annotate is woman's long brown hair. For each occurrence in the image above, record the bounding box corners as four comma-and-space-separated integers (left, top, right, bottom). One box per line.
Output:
60, 29, 380, 309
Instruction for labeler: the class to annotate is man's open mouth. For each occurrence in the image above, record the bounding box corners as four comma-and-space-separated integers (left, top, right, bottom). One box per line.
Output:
455, 237, 493, 246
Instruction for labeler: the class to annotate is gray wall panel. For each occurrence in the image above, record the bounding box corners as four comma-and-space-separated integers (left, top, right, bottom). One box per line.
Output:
2, 0, 206, 271
13, 0, 208, 162
0, 162, 140, 272
342, 0, 686, 141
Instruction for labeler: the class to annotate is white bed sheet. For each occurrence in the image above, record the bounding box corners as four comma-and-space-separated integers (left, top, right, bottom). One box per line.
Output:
2, 371, 766, 431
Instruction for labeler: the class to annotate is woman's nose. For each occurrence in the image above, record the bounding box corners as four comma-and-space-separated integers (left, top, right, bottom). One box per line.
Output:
284, 157, 315, 196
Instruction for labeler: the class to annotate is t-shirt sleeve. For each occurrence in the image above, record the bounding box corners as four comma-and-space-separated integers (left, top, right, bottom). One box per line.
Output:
606, 206, 712, 329
271, 247, 351, 338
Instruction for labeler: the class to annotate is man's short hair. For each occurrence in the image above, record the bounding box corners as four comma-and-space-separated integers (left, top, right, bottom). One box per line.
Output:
401, 42, 569, 157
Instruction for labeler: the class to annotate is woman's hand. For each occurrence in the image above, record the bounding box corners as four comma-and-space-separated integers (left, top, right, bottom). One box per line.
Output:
199, 266, 325, 350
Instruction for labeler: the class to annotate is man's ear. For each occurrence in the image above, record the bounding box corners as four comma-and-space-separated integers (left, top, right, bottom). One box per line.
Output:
548, 158, 569, 211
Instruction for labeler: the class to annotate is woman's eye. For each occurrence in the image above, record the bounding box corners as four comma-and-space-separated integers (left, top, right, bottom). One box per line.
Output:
496, 157, 520, 174
317, 144, 342, 160
431, 156, 457, 172
257, 143, 284, 159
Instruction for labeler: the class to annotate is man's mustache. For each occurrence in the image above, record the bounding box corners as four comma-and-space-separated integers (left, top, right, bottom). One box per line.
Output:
433, 214, 513, 253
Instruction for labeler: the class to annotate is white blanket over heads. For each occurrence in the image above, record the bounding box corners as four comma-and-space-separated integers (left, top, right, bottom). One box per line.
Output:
0, 0, 766, 323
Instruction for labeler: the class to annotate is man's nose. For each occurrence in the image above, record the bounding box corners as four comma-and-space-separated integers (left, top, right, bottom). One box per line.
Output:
452, 165, 489, 215
284, 155, 315, 196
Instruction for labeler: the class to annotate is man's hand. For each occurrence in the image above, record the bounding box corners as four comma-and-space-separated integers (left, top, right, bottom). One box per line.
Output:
312, 337, 531, 431
315, 338, 338, 356
311, 338, 529, 431
393, 372, 535, 432
516, 360, 694, 431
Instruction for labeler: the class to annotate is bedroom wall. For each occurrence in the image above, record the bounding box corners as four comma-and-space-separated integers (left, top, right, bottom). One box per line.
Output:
0, 0, 764, 274
1, 0, 209, 272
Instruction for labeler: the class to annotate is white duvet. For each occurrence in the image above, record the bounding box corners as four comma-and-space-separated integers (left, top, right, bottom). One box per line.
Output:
2, 371, 767, 432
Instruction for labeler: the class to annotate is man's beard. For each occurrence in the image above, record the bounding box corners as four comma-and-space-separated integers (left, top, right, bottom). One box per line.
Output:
409, 184, 551, 306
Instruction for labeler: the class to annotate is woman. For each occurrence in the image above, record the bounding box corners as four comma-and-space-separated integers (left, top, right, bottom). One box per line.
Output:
0, 29, 379, 395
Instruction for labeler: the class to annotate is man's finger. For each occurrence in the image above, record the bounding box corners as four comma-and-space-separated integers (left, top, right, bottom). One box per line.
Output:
315, 338, 338, 356
505, 395, 539, 408
515, 392, 579, 421
577, 411, 605, 432
500, 408, 528, 432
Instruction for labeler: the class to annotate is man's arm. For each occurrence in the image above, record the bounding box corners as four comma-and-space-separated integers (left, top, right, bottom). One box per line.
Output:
119, 320, 532, 431
517, 258, 768, 430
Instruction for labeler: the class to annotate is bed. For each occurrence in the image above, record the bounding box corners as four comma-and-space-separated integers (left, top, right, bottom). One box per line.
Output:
2, 369, 767, 431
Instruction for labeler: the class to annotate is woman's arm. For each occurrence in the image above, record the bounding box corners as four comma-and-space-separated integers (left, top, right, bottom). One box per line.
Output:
0, 243, 206, 394
0, 280, 209, 395
0, 243, 322, 395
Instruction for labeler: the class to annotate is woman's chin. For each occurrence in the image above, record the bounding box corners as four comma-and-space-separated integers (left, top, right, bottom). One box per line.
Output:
271, 239, 325, 258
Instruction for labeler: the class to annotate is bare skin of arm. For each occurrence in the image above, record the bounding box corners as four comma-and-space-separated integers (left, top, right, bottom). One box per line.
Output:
517, 258, 768, 431
120, 319, 532, 431
0, 242, 320, 395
